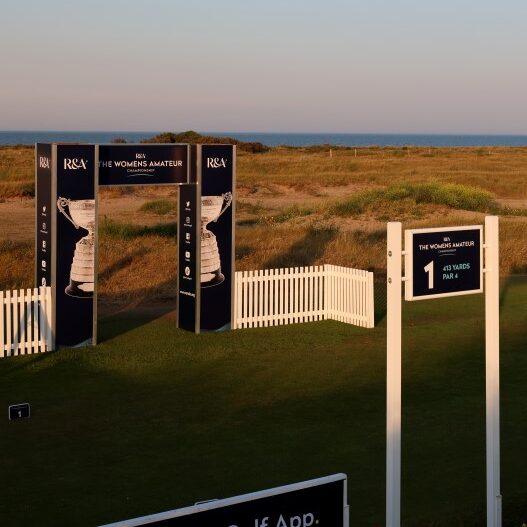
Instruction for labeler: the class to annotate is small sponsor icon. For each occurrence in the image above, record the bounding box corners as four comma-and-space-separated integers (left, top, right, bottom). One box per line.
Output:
41, 260, 46, 269
184, 266, 191, 276
186, 201, 190, 207
185, 251, 190, 259
185, 232, 191, 241
41, 277, 47, 286
42, 222, 46, 231
42, 206, 47, 213
42, 240, 46, 249
185, 216, 190, 224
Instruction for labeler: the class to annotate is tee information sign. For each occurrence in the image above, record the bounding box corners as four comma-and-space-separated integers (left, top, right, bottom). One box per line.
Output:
404, 225, 483, 301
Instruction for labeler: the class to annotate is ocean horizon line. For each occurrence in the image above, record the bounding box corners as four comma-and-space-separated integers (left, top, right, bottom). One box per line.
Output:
2, 130, 527, 147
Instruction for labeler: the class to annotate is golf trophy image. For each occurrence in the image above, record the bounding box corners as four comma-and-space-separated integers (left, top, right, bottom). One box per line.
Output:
57, 197, 95, 298
201, 192, 233, 287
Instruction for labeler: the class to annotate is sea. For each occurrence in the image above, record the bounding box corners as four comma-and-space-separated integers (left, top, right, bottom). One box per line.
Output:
1, 131, 527, 147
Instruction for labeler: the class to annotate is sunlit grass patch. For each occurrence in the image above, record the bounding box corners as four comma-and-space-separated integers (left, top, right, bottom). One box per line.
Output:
331, 182, 497, 217
99, 219, 177, 239
139, 199, 177, 215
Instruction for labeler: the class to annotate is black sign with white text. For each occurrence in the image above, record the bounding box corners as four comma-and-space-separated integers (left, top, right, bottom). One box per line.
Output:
100, 474, 347, 527
55, 144, 96, 346
99, 145, 188, 186
199, 145, 235, 332
8, 403, 31, 420
406, 226, 483, 300
178, 184, 199, 332
36, 143, 53, 289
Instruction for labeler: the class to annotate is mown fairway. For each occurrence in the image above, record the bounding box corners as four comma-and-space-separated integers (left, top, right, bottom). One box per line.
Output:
1, 278, 526, 526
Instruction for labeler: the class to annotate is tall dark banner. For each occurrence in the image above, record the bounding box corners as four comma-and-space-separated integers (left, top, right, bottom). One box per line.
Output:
99, 144, 188, 186
35, 143, 53, 289
178, 184, 200, 332
55, 144, 96, 346
199, 145, 235, 331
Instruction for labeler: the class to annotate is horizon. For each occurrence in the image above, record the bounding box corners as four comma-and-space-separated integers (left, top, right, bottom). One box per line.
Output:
3, 129, 527, 137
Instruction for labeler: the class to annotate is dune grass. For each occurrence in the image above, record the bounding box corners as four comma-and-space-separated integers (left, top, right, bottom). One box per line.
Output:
237, 146, 527, 197
0, 146, 34, 198
139, 199, 177, 216
331, 182, 497, 217
3, 145, 527, 199
99, 218, 177, 239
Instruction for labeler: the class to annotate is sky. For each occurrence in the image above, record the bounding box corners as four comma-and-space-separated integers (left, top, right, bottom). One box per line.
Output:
1, 0, 526, 133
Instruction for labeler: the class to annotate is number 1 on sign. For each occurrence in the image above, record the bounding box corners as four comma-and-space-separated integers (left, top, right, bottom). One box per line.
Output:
424, 261, 434, 289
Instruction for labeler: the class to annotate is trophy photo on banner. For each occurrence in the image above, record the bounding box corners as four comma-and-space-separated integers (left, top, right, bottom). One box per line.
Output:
57, 197, 95, 298
201, 192, 233, 287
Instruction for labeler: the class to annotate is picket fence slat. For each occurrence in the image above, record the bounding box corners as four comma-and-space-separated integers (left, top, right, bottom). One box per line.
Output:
1, 287, 53, 358
234, 265, 374, 330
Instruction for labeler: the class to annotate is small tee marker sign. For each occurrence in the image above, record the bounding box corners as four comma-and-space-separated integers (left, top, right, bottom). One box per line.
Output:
8, 403, 31, 420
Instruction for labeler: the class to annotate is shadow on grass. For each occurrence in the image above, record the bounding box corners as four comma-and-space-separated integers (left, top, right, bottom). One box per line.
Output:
374, 282, 387, 326
264, 226, 338, 269
97, 277, 177, 343
98, 247, 150, 283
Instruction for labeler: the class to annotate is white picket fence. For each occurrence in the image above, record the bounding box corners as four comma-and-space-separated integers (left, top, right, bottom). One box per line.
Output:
1, 286, 53, 358
233, 264, 374, 329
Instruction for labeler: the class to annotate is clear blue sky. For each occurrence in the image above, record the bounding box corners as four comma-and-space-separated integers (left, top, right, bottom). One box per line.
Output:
1, 0, 526, 133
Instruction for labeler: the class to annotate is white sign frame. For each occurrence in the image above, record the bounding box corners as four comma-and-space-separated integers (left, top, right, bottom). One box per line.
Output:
386, 217, 501, 527
404, 225, 484, 301
99, 473, 349, 527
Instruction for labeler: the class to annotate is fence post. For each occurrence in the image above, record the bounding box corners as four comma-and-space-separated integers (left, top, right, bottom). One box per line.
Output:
0, 290, 4, 358
386, 222, 402, 527
367, 271, 375, 328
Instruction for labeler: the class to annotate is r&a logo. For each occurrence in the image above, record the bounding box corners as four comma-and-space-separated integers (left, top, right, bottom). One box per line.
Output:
64, 158, 88, 170
39, 157, 50, 169
206, 157, 227, 169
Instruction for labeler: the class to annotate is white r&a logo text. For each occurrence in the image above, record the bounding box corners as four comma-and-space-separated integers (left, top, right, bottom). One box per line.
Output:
206, 157, 227, 168
39, 157, 50, 169
64, 158, 88, 170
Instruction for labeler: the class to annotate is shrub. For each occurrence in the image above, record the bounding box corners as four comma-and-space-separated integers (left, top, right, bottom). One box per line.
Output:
331, 182, 497, 217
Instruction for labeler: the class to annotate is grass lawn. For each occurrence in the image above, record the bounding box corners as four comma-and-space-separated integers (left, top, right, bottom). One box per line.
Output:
1, 278, 527, 526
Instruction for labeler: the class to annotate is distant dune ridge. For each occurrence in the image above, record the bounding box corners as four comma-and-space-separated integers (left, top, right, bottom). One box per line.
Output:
0, 142, 526, 312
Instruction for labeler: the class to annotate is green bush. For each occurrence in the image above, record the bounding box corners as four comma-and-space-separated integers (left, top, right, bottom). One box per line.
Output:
141, 130, 270, 153
332, 182, 497, 217
139, 199, 177, 215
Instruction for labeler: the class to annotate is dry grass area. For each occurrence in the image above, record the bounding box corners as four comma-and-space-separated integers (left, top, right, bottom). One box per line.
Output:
0, 146, 34, 198
0, 145, 526, 311
237, 146, 527, 198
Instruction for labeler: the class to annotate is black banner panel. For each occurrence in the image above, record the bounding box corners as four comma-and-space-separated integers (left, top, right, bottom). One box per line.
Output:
407, 226, 483, 300
178, 184, 200, 332
35, 143, 53, 289
99, 144, 188, 186
100, 475, 346, 527
55, 144, 96, 346
199, 145, 235, 332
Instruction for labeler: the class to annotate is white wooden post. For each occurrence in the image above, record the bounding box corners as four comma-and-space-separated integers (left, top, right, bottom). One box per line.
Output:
485, 216, 501, 527
386, 222, 402, 527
